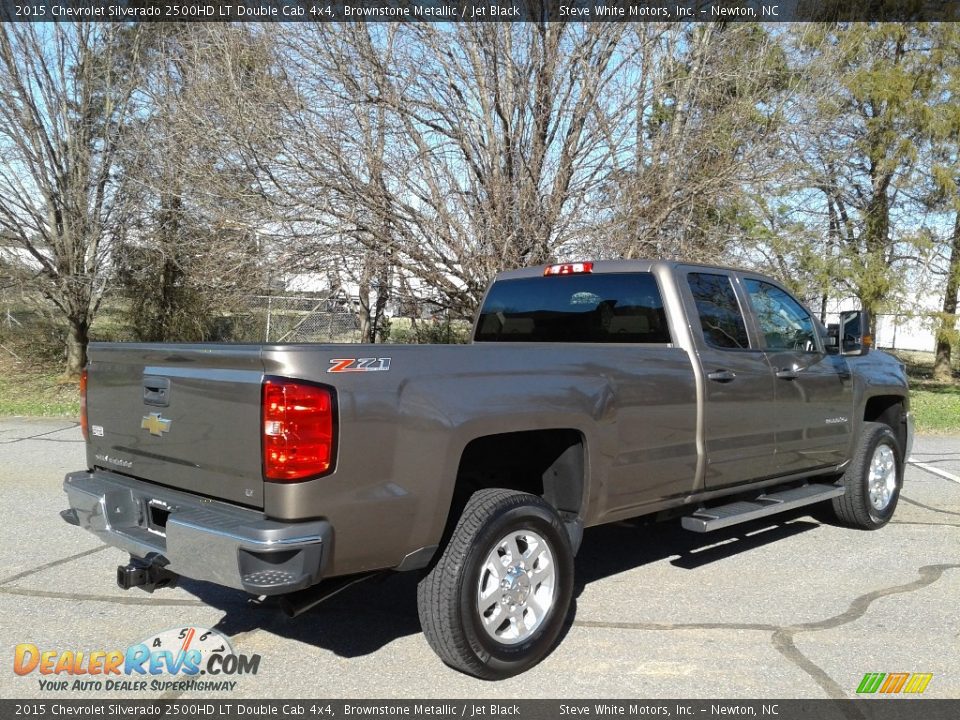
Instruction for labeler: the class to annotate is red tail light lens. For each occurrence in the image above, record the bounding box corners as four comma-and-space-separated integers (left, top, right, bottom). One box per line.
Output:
79, 368, 89, 441
262, 378, 336, 481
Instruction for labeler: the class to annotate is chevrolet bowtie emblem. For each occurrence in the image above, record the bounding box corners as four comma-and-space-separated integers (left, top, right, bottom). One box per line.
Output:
141, 413, 172, 437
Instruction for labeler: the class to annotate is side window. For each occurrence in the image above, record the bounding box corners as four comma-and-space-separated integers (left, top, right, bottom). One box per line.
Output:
687, 273, 750, 350
744, 279, 818, 352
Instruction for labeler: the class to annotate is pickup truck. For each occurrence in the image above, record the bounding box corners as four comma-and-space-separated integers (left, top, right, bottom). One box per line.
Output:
62, 260, 913, 679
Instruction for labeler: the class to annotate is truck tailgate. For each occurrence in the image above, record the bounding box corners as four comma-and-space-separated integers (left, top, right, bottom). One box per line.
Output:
85, 344, 265, 507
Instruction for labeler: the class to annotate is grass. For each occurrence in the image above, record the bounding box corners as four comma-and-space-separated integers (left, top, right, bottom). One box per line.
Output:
889, 350, 960, 435
0, 355, 80, 418
909, 385, 960, 434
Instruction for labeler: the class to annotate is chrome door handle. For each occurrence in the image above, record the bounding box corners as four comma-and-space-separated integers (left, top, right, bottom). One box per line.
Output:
707, 369, 736, 383
776, 368, 800, 380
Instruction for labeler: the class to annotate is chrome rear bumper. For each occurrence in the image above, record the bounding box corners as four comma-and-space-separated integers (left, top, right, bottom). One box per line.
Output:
63, 470, 331, 595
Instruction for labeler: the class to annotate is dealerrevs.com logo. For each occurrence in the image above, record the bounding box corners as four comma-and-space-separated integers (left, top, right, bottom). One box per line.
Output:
14, 627, 260, 692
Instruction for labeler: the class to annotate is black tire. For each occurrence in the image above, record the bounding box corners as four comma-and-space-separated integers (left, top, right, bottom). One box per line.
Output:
417, 489, 574, 679
830, 422, 903, 529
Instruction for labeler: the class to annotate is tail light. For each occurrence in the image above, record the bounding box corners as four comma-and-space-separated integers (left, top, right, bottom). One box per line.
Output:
79, 368, 89, 441
262, 378, 336, 481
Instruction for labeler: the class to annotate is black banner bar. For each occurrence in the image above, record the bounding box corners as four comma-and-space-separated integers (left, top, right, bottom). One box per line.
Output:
2, 0, 960, 23
2, 700, 960, 720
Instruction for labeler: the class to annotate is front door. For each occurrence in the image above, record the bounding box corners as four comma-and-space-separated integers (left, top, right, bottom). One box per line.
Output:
741, 277, 854, 474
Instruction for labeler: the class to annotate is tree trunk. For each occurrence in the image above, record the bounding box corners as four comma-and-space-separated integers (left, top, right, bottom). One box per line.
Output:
64, 318, 89, 380
356, 275, 373, 344
933, 213, 960, 382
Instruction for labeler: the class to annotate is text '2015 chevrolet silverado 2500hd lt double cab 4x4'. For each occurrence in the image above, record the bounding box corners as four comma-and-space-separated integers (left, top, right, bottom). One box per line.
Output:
62, 260, 912, 679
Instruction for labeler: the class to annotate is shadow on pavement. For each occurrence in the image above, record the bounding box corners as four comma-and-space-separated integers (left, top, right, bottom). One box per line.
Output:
174, 508, 827, 660
576, 509, 820, 582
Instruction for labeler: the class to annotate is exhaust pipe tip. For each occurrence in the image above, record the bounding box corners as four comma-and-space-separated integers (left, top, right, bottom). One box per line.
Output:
279, 572, 382, 618
278, 596, 300, 619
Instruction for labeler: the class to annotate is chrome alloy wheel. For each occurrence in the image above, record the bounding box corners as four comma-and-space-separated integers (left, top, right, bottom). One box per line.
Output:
868, 444, 898, 511
476, 529, 556, 645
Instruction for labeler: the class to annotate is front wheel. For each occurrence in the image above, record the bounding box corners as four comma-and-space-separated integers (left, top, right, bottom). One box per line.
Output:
830, 422, 903, 529
417, 489, 574, 679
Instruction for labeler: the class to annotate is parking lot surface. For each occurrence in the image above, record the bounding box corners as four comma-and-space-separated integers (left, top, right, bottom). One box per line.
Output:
2, 418, 957, 699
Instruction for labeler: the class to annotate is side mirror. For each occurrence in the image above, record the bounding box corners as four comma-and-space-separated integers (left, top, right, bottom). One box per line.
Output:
838, 310, 872, 356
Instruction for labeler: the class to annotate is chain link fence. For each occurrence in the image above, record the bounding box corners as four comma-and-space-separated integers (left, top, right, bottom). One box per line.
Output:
247, 295, 361, 343
0, 289, 471, 348
223, 295, 469, 344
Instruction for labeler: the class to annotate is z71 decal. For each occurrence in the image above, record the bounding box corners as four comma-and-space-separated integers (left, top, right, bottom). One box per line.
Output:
327, 358, 392, 373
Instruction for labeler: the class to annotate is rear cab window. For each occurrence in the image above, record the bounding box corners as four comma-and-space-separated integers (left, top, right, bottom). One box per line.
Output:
475, 273, 671, 344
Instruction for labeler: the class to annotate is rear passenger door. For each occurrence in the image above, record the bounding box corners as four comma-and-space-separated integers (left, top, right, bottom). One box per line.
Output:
680, 270, 780, 488
740, 276, 853, 473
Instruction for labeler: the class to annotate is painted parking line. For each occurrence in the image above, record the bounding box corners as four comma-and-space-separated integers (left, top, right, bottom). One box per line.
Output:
908, 459, 960, 485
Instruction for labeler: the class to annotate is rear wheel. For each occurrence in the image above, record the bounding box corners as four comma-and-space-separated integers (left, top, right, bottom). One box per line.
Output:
417, 489, 574, 679
830, 422, 903, 529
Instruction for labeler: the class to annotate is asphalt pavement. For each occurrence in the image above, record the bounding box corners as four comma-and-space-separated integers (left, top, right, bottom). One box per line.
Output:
1, 418, 957, 699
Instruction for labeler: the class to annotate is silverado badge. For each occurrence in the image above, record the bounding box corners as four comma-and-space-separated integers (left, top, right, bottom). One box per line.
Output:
141, 413, 172, 437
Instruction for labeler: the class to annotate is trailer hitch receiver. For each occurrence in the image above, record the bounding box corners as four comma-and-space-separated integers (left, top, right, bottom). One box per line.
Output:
117, 554, 179, 593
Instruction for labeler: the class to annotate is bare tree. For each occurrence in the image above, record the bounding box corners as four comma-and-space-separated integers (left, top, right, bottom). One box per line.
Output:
260, 24, 404, 342
115, 25, 274, 341
0, 23, 144, 377
221, 24, 814, 331
247, 23, 635, 329
596, 23, 794, 263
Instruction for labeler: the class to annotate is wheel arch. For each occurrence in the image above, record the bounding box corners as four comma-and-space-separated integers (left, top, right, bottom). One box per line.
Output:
862, 393, 908, 456
438, 427, 589, 559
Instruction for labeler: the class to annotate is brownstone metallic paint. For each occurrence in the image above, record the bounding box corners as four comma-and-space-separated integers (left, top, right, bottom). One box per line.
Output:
83, 261, 910, 579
